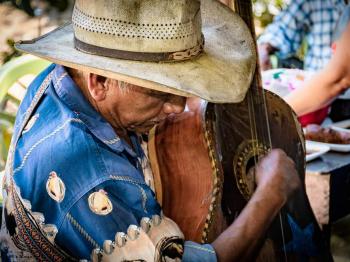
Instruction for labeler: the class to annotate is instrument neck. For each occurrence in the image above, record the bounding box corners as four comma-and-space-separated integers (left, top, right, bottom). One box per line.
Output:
233, 0, 263, 92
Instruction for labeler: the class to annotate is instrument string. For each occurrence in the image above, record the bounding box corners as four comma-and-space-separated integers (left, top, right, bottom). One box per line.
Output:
247, 68, 288, 262
247, 89, 258, 168
233, 0, 288, 260
258, 75, 288, 262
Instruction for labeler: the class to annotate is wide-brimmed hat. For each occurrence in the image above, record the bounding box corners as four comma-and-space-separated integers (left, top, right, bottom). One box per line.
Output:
15, 0, 256, 103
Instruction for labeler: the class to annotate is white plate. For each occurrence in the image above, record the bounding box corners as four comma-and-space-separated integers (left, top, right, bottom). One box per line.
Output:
338, 89, 350, 99
306, 140, 350, 153
305, 141, 330, 162
330, 119, 350, 133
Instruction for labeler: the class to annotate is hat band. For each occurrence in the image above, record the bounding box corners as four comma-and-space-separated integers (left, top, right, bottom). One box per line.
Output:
74, 36, 204, 62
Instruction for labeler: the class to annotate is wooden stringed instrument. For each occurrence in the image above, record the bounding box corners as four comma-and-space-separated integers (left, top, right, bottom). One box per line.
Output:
148, 0, 332, 260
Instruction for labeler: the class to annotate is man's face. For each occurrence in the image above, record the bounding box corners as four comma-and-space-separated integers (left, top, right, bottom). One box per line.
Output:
102, 79, 186, 134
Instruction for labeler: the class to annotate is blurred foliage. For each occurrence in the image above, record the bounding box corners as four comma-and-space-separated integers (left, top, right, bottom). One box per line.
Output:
0, 88, 17, 171
0, 0, 70, 64
252, 0, 307, 64
1, 39, 22, 65
0, 118, 13, 170
0, 55, 50, 170
0, 39, 18, 169
0, 0, 69, 16
253, 0, 288, 28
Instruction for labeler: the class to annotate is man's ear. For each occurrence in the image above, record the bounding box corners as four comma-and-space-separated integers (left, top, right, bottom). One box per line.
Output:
87, 73, 108, 101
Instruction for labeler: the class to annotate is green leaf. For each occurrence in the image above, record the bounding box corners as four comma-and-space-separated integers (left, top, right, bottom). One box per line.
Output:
0, 112, 16, 123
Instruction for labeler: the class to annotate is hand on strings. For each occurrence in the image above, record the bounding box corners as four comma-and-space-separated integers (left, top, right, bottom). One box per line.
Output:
212, 149, 301, 261
255, 149, 301, 205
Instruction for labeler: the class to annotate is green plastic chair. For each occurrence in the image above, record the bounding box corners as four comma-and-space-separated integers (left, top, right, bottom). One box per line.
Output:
0, 54, 50, 103
0, 54, 50, 190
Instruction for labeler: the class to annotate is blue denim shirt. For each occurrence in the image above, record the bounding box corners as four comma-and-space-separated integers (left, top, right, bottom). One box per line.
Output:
1, 65, 217, 261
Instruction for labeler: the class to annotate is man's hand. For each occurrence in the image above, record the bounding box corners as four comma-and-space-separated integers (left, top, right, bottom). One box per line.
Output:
212, 149, 300, 261
255, 149, 300, 206
258, 43, 276, 71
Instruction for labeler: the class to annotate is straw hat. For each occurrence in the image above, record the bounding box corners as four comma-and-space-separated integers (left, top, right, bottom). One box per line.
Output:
15, 0, 256, 103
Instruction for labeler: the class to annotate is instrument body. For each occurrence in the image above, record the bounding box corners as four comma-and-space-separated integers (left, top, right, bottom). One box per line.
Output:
149, 92, 331, 260
148, 0, 332, 260
149, 99, 225, 243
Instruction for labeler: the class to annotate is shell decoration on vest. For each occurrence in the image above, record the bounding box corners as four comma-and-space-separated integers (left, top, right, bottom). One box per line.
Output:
46, 171, 66, 203
88, 189, 113, 216
22, 114, 39, 134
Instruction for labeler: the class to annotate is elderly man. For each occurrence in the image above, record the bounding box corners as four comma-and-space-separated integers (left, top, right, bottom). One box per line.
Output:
0, 0, 302, 261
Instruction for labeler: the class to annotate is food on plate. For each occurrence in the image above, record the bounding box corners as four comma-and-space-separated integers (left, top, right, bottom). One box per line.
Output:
304, 124, 350, 144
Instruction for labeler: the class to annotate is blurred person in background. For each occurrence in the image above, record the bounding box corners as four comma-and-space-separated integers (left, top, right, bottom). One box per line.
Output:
285, 5, 350, 117
258, 0, 348, 72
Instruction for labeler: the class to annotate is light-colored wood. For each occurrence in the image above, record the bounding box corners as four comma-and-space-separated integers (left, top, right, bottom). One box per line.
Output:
305, 171, 330, 226
148, 101, 223, 243
148, 126, 163, 205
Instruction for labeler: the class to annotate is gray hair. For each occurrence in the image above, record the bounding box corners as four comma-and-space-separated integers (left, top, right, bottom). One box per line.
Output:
116, 79, 133, 94
117, 80, 130, 90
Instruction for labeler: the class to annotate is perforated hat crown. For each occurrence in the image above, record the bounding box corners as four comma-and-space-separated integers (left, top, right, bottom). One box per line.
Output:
16, 0, 256, 103
73, 0, 204, 62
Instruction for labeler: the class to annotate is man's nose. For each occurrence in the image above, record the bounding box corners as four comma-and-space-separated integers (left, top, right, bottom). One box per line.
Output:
163, 96, 186, 114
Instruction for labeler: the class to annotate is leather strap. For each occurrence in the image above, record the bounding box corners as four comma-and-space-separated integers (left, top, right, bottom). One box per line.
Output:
74, 36, 204, 62
4, 71, 77, 261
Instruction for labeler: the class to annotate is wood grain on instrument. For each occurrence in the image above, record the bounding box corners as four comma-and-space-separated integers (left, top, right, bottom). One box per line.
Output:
149, 99, 225, 243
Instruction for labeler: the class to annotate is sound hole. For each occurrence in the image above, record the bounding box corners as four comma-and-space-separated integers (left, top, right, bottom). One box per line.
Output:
233, 140, 268, 200
245, 156, 258, 194
245, 156, 257, 175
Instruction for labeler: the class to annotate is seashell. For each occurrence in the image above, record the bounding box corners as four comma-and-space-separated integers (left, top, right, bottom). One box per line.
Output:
91, 248, 102, 262
152, 215, 161, 226
46, 171, 65, 203
127, 225, 140, 241
23, 114, 39, 134
103, 240, 114, 254
88, 189, 113, 215
140, 217, 151, 233
115, 232, 127, 247
42, 224, 58, 243
32, 212, 45, 224
22, 199, 32, 210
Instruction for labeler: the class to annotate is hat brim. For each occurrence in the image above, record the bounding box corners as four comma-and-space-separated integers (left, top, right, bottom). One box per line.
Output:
15, 0, 256, 103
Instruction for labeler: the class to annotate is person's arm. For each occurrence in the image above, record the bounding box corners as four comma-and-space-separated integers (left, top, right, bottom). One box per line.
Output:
212, 149, 300, 261
257, 0, 309, 70
285, 23, 350, 115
